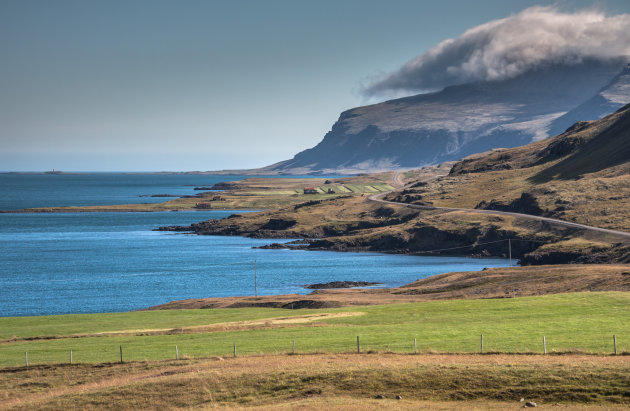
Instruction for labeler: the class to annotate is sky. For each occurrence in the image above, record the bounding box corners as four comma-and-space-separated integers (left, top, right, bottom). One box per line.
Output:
1, 0, 630, 172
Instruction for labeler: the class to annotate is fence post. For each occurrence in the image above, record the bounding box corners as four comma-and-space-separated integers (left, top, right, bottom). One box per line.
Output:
414, 338, 417, 354
70, 349, 73, 364
480, 334, 484, 354
292, 339, 295, 354
25, 352, 28, 368
120, 345, 123, 364
233, 342, 236, 358
357, 336, 360, 354
175, 345, 179, 360
543, 336, 547, 354
614, 335, 617, 355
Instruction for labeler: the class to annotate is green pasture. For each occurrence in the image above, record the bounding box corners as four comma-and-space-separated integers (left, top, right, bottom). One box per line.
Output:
1, 292, 628, 367
333, 185, 352, 193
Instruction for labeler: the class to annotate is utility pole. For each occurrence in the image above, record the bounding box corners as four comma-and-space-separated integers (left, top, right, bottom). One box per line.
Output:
254, 260, 258, 297
508, 239, 512, 267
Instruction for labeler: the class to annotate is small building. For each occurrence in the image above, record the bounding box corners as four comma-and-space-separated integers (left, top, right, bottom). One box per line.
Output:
195, 202, 212, 209
327, 188, 335, 194
303, 187, 318, 194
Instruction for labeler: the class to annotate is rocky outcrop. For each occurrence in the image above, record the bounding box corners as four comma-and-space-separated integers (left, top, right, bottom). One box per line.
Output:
475, 192, 544, 216
304, 281, 380, 289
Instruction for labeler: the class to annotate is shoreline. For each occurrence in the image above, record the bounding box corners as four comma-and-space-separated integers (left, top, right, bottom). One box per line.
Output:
145, 264, 630, 311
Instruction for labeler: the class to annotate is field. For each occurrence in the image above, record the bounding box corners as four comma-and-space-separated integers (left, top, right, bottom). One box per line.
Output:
2, 292, 629, 368
3, 354, 630, 409
2, 292, 630, 409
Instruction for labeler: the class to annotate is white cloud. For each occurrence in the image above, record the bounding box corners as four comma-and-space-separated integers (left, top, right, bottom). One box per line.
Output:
363, 6, 630, 98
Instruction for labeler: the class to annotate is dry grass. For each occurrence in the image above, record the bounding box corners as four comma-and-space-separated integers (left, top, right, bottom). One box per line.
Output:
393, 106, 630, 232
150, 264, 630, 310
2, 353, 630, 409
2, 312, 365, 343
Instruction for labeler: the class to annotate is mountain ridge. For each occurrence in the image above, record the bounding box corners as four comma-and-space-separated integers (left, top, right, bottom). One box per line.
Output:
264, 60, 630, 175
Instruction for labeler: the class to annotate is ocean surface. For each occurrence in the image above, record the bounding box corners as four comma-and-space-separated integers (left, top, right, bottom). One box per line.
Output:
0, 173, 510, 317
0, 173, 330, 211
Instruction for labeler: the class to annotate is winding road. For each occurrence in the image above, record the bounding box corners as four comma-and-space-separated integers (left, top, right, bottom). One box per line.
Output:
371, 172, 630, 242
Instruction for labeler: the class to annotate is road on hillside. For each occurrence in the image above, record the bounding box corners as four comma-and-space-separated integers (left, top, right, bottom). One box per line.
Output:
368, 188, 630, 242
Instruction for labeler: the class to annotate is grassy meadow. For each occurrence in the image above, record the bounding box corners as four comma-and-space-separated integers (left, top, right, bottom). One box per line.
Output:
1, 292, 628, 367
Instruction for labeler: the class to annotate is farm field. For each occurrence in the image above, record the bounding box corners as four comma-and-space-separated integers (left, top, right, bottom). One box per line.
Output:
3, 353, 630, 409
1, 292, 628, 367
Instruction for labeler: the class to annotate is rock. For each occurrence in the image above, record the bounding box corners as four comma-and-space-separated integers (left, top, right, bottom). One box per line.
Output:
475, 192, 543, 216
255, 243, 291, 250
261, 218, 297, 230
154, 225, 193, 232
525, 402, 537, 407
303, 281, 381, 289
280, 300, 341, 309
208, 182, 239, 190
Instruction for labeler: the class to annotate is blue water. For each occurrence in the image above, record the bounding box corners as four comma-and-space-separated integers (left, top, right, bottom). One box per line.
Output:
0, 174, 510, 317
0, 173, 342, 211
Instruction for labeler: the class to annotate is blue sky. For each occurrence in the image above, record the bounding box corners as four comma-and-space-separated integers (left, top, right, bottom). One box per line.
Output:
1, 0, 629, 171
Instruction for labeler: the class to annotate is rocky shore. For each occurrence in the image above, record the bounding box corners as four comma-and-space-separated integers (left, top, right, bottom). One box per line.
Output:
304, 281, 381, 289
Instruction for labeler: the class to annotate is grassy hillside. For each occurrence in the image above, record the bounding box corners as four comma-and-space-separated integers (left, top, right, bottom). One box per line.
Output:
169, 106, 630, 263
394, 103, 630, 232
1, 292, 628, 367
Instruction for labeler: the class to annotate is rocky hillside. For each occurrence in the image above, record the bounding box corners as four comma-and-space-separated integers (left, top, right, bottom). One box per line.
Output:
174, 103, 630, 265
392, 102, 630, 233
267, 61, 630, 174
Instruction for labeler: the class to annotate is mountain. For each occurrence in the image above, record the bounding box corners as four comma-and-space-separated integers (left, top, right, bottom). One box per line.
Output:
267, 60, 630, 174
187, 102, 630, 265
396, 101, 630, 234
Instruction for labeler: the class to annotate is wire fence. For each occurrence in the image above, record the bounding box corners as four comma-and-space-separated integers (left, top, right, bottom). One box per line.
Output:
7, 332, 628, 368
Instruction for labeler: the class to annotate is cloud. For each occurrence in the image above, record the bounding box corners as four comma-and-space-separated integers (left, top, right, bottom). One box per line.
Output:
362, 6, 630, 99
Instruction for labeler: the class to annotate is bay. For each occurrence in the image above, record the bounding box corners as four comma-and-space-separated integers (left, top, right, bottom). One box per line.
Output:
0, 174, 510, 317
0, 173, 341, 211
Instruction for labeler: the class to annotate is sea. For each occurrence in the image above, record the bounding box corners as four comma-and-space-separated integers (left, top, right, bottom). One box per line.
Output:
0, 173, 510, 317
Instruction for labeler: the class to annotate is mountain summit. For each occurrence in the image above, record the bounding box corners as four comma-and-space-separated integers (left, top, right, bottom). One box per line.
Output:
267, 61, 630, 174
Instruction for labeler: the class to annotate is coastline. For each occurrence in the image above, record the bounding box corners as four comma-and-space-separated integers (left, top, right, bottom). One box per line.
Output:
144, 264, 630, 311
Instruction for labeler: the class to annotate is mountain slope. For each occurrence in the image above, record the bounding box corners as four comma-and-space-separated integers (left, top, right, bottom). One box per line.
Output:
395, 102, 630, 232
175, 104, 630, 265
269, 61, 630, 174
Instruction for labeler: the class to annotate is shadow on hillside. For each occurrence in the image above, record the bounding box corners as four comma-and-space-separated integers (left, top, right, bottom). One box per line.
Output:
529, 107, 630, 184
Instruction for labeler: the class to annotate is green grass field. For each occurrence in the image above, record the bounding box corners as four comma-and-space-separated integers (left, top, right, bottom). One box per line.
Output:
1, 292, 628, 367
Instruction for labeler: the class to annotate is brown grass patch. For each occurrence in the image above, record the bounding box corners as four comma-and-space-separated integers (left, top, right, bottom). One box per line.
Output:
2, 353, 630, 410
148, 264, 630, 310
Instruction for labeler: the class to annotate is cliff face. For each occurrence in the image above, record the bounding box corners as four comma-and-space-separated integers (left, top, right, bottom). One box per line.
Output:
269, 61, 630, 174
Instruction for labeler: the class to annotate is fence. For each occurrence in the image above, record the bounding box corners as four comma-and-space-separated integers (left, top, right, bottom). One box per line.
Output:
10, 333, 627, 368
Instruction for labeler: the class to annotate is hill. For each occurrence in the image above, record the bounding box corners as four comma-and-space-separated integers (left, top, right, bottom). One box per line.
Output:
175, 103, 630, 264
266, 61, 630, 174
398, 102, 630, 232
